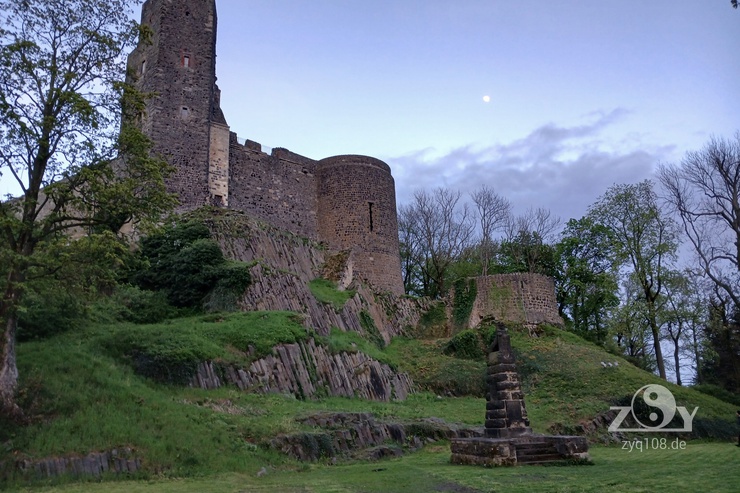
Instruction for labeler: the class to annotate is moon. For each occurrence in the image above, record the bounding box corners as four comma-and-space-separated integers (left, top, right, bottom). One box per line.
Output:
482, 95, 491, 103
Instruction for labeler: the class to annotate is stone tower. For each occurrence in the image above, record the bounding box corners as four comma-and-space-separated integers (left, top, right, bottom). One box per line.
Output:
317, 156, 404, 295
126, 0, 230, 209
126, 0, 405, 296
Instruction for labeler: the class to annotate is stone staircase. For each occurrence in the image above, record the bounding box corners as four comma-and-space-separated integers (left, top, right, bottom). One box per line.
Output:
515, 441, 565, 465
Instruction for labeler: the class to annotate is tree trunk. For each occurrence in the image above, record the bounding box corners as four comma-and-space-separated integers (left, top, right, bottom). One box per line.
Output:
0, 274, 23, 418
692, 329, 702, 384
0, 310, 20, 418
650, 323, 666, 380
672, 336, 682, 386
645, 293, 667, 380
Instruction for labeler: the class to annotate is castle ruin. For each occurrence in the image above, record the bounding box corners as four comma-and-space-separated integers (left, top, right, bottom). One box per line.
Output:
126, 0, 404, 295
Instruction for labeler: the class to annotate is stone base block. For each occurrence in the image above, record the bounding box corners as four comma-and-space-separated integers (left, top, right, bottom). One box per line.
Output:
450, 434, 589, 467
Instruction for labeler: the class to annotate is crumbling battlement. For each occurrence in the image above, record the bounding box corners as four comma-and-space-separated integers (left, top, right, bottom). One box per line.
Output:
467, 273, 564, 328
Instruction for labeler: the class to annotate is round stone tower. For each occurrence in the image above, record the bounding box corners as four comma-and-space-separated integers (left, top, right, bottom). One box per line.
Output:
317, 156, 404, 295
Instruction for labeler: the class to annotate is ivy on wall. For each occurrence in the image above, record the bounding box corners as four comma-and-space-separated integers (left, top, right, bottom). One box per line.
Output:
488, 283, 513, 320
359, 310, 385, 350
452, 278, 477, 331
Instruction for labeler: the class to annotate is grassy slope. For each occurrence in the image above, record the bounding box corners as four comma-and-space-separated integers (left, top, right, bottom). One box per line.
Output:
386, 327, 735, 436
7, 444, 740, 493
2, 314, 737, 488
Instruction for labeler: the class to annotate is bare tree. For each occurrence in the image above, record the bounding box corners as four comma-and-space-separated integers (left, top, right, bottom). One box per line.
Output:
500, 207, 561, 275
401, 188, 475, 297
470, 185, 511, 276
505, 207, 561, 243
658, 133, 740, 308
398, 203, 424, 295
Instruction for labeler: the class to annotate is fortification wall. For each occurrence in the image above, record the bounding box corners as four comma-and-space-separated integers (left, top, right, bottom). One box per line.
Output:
227, 135, 319, 239
468, 273, 563, 328
317, 156, 404, 295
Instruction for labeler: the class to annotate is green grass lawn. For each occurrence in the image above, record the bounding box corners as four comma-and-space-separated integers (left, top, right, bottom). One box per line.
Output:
2, 314, 738, 490
7, 442, 740, 493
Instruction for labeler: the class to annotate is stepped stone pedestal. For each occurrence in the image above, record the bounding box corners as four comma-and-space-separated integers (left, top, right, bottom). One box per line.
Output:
450, 324, 589, 466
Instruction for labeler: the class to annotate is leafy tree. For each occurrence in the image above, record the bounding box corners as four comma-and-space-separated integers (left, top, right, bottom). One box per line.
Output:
700, 291, 740, 392
497, 207, 560, 276
588, 181, 679, 380
133, 219, 251, 309
658, 270, 706, 386
0, 0, 174, 416
609, 279, 657, 373
555, 217, 620, 345
495, 230, 557, 277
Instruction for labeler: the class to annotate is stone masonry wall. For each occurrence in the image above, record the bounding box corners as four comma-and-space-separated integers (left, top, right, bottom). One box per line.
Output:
129, 0, 405, 295
468, 273, 563, 328
127, 0, 218, 209
208, 121, 230, 205
317, 156, 404, 295
227, 136, 319, 240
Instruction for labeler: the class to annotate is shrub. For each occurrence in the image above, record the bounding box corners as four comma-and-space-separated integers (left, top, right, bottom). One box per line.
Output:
691, 383, 740, 407
414, 302, 449, 339
308, 278, 355, 311
359, 310, 385, 349
110, 285, 180, 324
133, 220, 251, 310
17, 288, 86, 341
443, 329, 485, 360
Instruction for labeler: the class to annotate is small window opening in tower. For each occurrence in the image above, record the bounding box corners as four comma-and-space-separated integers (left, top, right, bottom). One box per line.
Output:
368, 202, 375, 232
140, 60, 146, 74
180, 106, 189, 118
183, 55, 190, 68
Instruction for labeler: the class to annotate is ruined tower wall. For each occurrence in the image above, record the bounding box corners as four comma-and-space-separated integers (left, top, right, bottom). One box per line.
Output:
127, 0, 219, 209
227, 136, 319, 240
468, 273, 563, 328
317, 156, 404, 295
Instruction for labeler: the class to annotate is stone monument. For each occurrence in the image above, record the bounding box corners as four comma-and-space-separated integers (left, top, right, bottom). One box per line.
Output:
450, 324, 590, 466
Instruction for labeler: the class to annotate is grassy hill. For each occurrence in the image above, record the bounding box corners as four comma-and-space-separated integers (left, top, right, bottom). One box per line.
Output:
1, 312, 737, 489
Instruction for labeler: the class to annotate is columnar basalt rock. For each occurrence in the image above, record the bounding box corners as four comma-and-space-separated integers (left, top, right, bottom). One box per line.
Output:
126, 0, 404, 294
188, 338, 414, 402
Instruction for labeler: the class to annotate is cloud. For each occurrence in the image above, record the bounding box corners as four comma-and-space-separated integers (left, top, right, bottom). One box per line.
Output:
388, 109, 675, 222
